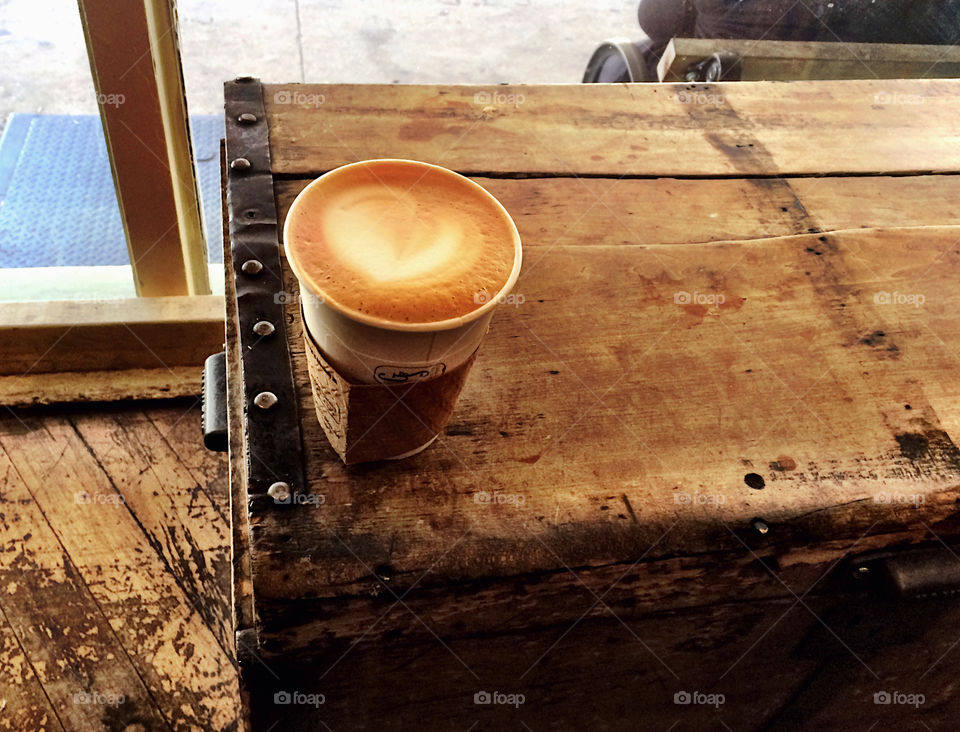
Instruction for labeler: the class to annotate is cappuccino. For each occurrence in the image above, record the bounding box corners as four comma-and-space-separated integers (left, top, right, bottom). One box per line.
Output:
284, 159, 518, 328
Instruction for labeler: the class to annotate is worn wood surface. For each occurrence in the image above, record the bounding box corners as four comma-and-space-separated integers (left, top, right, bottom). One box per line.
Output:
0, 367, 204, 408
0, 401, 238, 731
225, 80, 960, 729
658, 37, 960, 82
264, 80, 960, 177
260, 179, 960, 601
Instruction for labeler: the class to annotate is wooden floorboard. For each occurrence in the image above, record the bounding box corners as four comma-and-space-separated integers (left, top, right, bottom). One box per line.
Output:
0, 401, 238, 731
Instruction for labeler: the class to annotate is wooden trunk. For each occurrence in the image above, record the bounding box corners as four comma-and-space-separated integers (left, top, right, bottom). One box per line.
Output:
223, 79, 960, 730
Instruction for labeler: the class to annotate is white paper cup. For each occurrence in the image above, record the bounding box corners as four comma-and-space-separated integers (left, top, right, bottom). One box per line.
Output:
283, 159, 522, 386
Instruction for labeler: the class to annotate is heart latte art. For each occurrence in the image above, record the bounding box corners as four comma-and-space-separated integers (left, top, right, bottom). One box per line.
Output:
284, 160, 519, 325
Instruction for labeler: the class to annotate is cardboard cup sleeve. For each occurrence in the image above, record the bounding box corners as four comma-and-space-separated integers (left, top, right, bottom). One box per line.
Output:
303, 329, 478, 464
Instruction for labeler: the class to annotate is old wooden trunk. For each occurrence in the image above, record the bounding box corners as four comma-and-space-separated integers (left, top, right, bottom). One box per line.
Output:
222, 78, 960, 730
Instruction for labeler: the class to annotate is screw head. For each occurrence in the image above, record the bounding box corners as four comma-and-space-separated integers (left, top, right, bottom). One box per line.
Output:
268, 481, 291, 503
253, 320, 276, 337
237, 113, 258, 125
241, 259, 263, 275
253, 391, 278, 410
230, 157, 251, 171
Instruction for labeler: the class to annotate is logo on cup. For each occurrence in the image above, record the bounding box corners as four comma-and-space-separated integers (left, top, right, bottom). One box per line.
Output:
374, 363, 446, 385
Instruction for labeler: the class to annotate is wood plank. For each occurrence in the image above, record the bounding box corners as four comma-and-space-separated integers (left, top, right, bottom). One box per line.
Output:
0, 437, 170, 731
276, 174, 960, 252
244, 594, 960, 729
264, 80, 960, 177
0, 296, 224, 376
0, 367, 203, 407
0, 413, 238, 730
69, 409, 234, 657
222, 151, 256, 731
0, 622, 64, 732
77, 0, 208, 296
658, 37, 960, 82
147, 402, 230, 513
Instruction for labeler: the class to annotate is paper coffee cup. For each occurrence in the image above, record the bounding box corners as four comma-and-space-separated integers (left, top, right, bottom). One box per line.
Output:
283, 159, 522, 386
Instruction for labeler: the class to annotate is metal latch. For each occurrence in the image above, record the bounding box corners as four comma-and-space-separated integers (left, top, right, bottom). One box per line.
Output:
202, 351, 228, 452
851, 546, 960, 599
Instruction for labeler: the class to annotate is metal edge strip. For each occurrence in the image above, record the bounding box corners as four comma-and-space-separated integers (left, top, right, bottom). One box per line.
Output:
224, 77, 306, 513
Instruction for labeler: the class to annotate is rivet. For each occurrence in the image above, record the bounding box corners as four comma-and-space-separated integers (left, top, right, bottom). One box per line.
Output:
254, 391, 278, 410
268, 482, 291, 503
253, 321, 275, 337
237, 113, 258, 125
235, 75, 255, 83
751, 518, 770, 535
230, 157, 251, 171
241, 259, 263, 275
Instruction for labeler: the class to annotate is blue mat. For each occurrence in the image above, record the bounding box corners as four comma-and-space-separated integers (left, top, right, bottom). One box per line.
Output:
0, 113, 224, 267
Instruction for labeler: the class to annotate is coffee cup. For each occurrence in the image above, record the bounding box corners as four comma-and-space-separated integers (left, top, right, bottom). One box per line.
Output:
283, 159, 522, 386
282, 159, 522, 461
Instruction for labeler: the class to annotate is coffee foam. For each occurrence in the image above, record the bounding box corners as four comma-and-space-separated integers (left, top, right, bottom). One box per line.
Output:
285, 161, 518, 326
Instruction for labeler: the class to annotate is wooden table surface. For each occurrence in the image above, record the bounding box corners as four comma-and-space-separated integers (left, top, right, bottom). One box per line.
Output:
228, 78, 960, 729
253, 77, 960, 623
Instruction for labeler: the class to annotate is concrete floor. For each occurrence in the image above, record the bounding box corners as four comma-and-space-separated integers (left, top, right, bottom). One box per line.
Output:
1, 0, 640, 127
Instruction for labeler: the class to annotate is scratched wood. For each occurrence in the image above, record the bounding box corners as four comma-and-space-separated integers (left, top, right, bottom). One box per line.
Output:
0, 403, 238, 731
276, 174, 960, 251
252, 208, 960, 602
264, 80, 960, 177
226, 80, 960, 730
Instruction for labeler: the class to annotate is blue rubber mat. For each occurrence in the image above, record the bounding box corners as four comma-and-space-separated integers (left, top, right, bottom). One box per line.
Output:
0, 113, 224, 267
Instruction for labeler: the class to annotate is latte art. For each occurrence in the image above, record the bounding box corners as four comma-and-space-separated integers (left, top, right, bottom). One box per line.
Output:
321, 187, 466, 284
284, 160, 519, 326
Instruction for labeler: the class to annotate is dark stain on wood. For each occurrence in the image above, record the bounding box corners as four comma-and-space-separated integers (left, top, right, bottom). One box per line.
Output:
770, 456, 798, 472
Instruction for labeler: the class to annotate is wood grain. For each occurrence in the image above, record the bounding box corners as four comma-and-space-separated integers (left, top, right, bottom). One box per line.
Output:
264, 80, 960, 177
0, 296, 224, 376
0, 405, 238, 731
277, 174, 960, 252
0, 445, 171, 731
658, 37, 960, 82
0, 367, 204, 407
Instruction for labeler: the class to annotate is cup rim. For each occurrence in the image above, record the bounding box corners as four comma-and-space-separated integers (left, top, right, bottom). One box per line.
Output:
282, 158, 523, 333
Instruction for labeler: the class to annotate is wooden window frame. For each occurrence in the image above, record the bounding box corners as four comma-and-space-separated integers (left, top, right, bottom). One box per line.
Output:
1, 0, 222, 405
